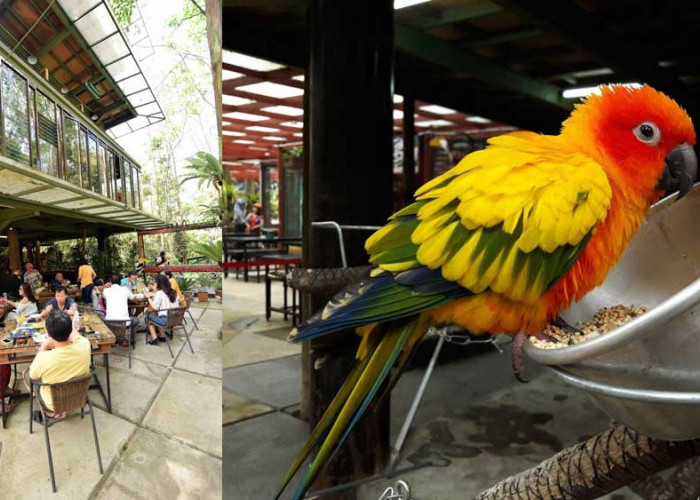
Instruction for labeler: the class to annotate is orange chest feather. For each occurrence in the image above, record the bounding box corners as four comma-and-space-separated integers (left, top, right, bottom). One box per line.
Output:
543, 189, 648, 317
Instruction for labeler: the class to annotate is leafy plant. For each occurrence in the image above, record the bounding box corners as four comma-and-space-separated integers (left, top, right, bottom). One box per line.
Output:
188, 240, 222, 264
177, 275, 198, 292
181, 151, 223, 191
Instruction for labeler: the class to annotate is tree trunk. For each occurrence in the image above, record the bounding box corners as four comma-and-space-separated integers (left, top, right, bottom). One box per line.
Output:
476, 426, 700, 500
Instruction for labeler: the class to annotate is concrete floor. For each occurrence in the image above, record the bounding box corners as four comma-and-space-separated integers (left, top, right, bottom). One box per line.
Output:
0, 300, 222, 500
224, 278, 642, 500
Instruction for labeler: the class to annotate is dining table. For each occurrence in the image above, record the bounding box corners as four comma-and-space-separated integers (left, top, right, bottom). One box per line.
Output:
224, 235, 302, 281
0, 311, 116, 428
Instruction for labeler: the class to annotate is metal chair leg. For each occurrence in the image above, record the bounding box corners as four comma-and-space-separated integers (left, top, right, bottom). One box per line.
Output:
43, 414, 57, 492
182, 324, 195, 354
29, 385, 34, 434
186, 309, 200, 330
163, 329, 174, 358
127, 332, 132, 370
88, 399, 104, 475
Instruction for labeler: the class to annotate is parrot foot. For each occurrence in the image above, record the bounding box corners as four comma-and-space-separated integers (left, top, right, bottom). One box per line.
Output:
511, 332, 529, 383
554, 316, 584, 335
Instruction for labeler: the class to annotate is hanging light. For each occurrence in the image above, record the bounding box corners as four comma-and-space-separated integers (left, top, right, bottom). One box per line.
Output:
91, 114, 98, 121
27, 55, 37, 65
60, 87, 69, 94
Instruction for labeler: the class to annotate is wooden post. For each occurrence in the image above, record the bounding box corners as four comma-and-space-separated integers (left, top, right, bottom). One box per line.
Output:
8, 228, 20, 272
35, 240, 41, 270
303, 0, 395, 496
137, 232, 145, 261
402, 94, 415, 206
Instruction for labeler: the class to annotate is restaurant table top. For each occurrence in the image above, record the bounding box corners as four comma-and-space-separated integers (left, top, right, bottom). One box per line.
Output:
0, 312, 115, 356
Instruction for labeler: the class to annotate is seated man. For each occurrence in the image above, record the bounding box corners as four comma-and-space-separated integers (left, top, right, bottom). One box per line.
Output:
23, 309, 90, 420
103, 275, 139, 346
120, 271, 139, 293
40, 286, 76, 319
50, 272, 66, 292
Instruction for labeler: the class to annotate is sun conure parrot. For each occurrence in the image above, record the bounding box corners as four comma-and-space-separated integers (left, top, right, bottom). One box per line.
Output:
276, 85, 698, 500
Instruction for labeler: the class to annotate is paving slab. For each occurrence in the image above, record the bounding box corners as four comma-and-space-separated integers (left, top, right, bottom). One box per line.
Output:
224, 411, 307, 500
0, 404, 135, 500
174, 337, 222, 379
128, 334, 186, 367
143, 370, 222, 457
94, 427, 221, 500
223, 389, 273, 425
223, 330, 300, 369
93, 352, 169, 383
92, 364, 162, 422
223, 354, 301, 409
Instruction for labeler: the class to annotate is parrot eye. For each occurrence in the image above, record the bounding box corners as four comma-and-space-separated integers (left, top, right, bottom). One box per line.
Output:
633, 121, 661, 146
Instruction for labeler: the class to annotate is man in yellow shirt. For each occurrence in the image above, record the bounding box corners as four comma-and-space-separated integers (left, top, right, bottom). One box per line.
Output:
24, 309, 90, 419
163, 270, 185, 305
77, 259, 96, 304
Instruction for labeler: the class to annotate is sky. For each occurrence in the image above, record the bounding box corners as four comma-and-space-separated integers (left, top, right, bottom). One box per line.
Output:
112, 0, 217, 202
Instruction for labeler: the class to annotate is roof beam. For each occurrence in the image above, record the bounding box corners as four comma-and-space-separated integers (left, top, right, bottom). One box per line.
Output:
466, 28, 542, 48
395, 24, 570, 110
408, 1, 503, 28
491, 0, 694, 110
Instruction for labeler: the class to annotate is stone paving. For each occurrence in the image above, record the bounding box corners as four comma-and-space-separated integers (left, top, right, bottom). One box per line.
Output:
0, 300, 222, 500
223, 278, 642, 500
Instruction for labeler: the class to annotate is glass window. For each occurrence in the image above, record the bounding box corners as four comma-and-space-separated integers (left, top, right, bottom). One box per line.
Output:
79, 128, 88, 188
106, 149, 115, 199
134, 169, 141, 210
29, 87, 36, 167
123, 159, 131, 207
98, 143, 110, 197
36, 91, 59, 176
114, 155, 124, 203
1, 64, 30, 163
63, 116, 81, 186
130, 164, 137, 208
88, 136, 100, 194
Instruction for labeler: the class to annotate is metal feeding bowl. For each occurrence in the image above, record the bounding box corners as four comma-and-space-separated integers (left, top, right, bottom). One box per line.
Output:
525, 185, 700, 440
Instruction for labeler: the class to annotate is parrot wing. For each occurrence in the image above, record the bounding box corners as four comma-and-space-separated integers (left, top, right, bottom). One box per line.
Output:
291, 131, 612, 342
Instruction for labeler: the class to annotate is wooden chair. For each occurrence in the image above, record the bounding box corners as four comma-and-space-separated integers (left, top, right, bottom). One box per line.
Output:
103, 319, 133, 369
145, 307, 195, 358
182, 291, 200, 331
29, 372, 103, 493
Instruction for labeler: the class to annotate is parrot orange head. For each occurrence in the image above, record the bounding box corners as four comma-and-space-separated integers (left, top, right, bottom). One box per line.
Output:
561, 84, 697, 201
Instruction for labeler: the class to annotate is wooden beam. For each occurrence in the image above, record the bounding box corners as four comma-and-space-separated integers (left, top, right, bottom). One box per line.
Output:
491, 0, 694, 111
407, 1, 503, 28
395, 24, 570, 110
8, 227, 19, 272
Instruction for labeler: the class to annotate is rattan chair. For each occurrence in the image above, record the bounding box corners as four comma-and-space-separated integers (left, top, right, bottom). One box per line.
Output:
28, 371, 103, 493
145, 307, 195, 358
182, 291, 200, 331
103, 319, 133, 369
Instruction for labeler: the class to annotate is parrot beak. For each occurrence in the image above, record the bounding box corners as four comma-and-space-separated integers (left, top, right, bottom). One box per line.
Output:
657, 144, 698, 200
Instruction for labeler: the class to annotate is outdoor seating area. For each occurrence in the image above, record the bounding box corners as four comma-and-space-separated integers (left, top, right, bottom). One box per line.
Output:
0, 296, 222, 498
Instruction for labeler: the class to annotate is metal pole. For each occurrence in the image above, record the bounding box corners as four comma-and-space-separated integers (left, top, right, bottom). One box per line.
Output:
386, 335, 445, 473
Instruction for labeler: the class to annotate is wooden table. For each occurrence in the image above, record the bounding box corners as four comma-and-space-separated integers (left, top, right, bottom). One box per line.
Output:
0, 312, 116, 428
224, 236, 302, 281
35, 288, 81, 307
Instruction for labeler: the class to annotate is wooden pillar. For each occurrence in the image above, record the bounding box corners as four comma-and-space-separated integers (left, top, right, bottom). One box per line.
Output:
8, 228, 20, 272
35, 240, 41, 270
96, 229, 107, 277
402, 95, 416, 206
137, 232, 145, 261
303, 0, 394, 496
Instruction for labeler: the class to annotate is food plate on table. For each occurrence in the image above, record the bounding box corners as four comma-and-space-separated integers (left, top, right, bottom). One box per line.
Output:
10, 326, 35, 339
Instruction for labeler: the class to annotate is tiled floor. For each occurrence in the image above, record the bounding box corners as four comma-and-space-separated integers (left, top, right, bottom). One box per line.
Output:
0, 301, 222, 499
223, 277, 643, 500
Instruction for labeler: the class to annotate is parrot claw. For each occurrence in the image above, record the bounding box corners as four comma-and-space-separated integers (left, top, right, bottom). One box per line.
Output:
511, 332, 530, 383
554, 316, 584, 335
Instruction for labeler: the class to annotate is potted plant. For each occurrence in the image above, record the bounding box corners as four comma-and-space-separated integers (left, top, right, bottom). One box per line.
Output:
215, 275, 222, 302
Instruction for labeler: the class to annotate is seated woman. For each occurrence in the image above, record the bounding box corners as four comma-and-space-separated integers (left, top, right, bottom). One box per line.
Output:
91, 279, 106, 318
144, 275, 179, 345
4, 283, 39, 321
